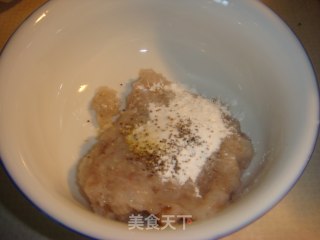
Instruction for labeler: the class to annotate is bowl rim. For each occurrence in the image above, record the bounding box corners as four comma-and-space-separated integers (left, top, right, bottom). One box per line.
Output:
0, 0, 319, 239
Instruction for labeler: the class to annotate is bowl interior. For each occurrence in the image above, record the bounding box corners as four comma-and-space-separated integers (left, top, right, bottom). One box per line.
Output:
0, 0, 318, 239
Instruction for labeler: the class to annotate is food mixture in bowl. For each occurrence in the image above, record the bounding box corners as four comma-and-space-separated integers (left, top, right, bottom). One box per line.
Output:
77, 69, 253, 223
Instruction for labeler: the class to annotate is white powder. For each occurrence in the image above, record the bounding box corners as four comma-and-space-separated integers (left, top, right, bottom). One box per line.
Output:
130, 82, 232, 190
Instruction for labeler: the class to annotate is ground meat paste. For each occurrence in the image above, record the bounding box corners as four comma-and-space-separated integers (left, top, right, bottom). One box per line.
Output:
77, 69, 253, 223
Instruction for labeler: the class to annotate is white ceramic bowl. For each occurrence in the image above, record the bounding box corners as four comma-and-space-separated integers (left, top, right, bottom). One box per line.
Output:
0, 0, 318, 239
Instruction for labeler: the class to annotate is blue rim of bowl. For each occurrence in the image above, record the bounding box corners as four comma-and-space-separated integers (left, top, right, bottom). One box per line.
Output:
0, 0, 319, 240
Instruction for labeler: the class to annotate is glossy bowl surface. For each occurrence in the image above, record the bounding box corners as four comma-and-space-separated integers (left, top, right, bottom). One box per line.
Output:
0, 0, 318, 239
